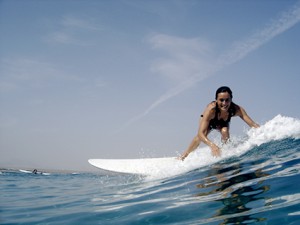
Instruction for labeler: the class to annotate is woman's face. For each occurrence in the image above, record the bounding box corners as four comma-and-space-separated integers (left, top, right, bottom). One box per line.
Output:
216, 92, 232, 111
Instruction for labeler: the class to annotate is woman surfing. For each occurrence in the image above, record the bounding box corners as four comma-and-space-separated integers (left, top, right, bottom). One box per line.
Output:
179, 86, 260, 160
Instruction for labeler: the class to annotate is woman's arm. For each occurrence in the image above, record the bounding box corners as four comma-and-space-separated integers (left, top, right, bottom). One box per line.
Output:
198, 103, 222, 157
178, 102, 221, 160
235, 105, 260, 128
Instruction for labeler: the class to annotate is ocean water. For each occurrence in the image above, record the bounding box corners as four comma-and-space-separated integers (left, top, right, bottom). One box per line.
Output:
1, 115, 300, 225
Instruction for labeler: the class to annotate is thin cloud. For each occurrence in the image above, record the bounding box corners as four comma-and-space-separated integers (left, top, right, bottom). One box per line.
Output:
45, 15, 101, 45
62, 15, 100, 31
217, 1, 300, 67
149, 34, 214, 85
121, 1, 300, 131
0, 58, 85, 91
47, 31, 90, 46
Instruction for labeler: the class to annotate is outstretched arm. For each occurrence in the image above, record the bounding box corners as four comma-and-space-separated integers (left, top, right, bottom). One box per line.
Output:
236, 105, 260, 128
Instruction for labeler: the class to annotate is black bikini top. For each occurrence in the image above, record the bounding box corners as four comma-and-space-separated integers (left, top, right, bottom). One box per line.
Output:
201, 101, 237, 123
213, 101, 237, 123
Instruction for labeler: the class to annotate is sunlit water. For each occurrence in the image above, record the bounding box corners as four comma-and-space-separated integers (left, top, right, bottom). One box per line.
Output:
1, 115, 300, 225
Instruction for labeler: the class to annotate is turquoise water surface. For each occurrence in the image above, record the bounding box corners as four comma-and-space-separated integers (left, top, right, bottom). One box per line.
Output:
1, 116, 300, 224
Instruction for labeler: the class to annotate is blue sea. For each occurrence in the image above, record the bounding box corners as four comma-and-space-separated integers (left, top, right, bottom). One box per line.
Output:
1, 115, 300, 225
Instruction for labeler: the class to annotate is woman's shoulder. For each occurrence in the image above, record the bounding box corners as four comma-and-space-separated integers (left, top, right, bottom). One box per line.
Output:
203, 101, 217, 116
205, 101, 217, 112
231, 102, 241, 116
201, 101, 216, 118
207, 101, 217, 109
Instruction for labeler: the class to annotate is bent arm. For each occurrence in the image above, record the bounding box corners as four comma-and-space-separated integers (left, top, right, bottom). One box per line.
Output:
198, 106, 221, 157
178, 103, 220, 160
198, 112, 214, 146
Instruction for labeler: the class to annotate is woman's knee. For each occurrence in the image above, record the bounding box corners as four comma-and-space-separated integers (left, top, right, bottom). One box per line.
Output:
221, 127, 229, 134
221, 127, 229, 140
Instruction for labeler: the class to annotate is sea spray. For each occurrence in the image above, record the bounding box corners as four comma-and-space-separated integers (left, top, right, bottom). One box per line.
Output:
146, 115, 300, 180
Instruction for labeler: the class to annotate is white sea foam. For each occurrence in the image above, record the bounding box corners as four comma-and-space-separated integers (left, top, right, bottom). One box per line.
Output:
90, 115, 300, 180
145, 115, 300, 180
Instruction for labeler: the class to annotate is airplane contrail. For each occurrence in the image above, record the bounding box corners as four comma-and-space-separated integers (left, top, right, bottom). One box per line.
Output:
120, 2, 300, 131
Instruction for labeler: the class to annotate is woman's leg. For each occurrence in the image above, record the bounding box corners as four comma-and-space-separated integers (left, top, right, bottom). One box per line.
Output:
220, 127, 230, 143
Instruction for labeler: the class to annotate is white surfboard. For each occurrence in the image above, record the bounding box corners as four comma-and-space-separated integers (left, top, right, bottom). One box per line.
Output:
19, 169, 50, 175
88, 157, 182, 175
19, 169, 32, 173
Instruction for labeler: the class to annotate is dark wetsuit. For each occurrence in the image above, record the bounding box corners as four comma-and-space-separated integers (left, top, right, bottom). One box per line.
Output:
202, 102, 237, 130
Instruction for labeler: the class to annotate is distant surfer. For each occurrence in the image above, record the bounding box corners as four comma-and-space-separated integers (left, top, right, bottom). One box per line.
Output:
179, 86, 259, 160
32, 169, 43, 174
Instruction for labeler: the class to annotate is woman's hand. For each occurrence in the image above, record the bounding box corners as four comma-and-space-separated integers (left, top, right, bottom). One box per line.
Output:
210, 143, 221, 157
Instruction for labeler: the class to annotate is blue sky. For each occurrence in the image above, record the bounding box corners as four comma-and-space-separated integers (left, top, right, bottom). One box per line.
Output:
1, 0, 299, 171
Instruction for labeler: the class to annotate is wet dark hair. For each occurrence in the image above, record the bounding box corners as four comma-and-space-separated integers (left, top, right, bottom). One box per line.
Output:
215, 86, 233, 100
